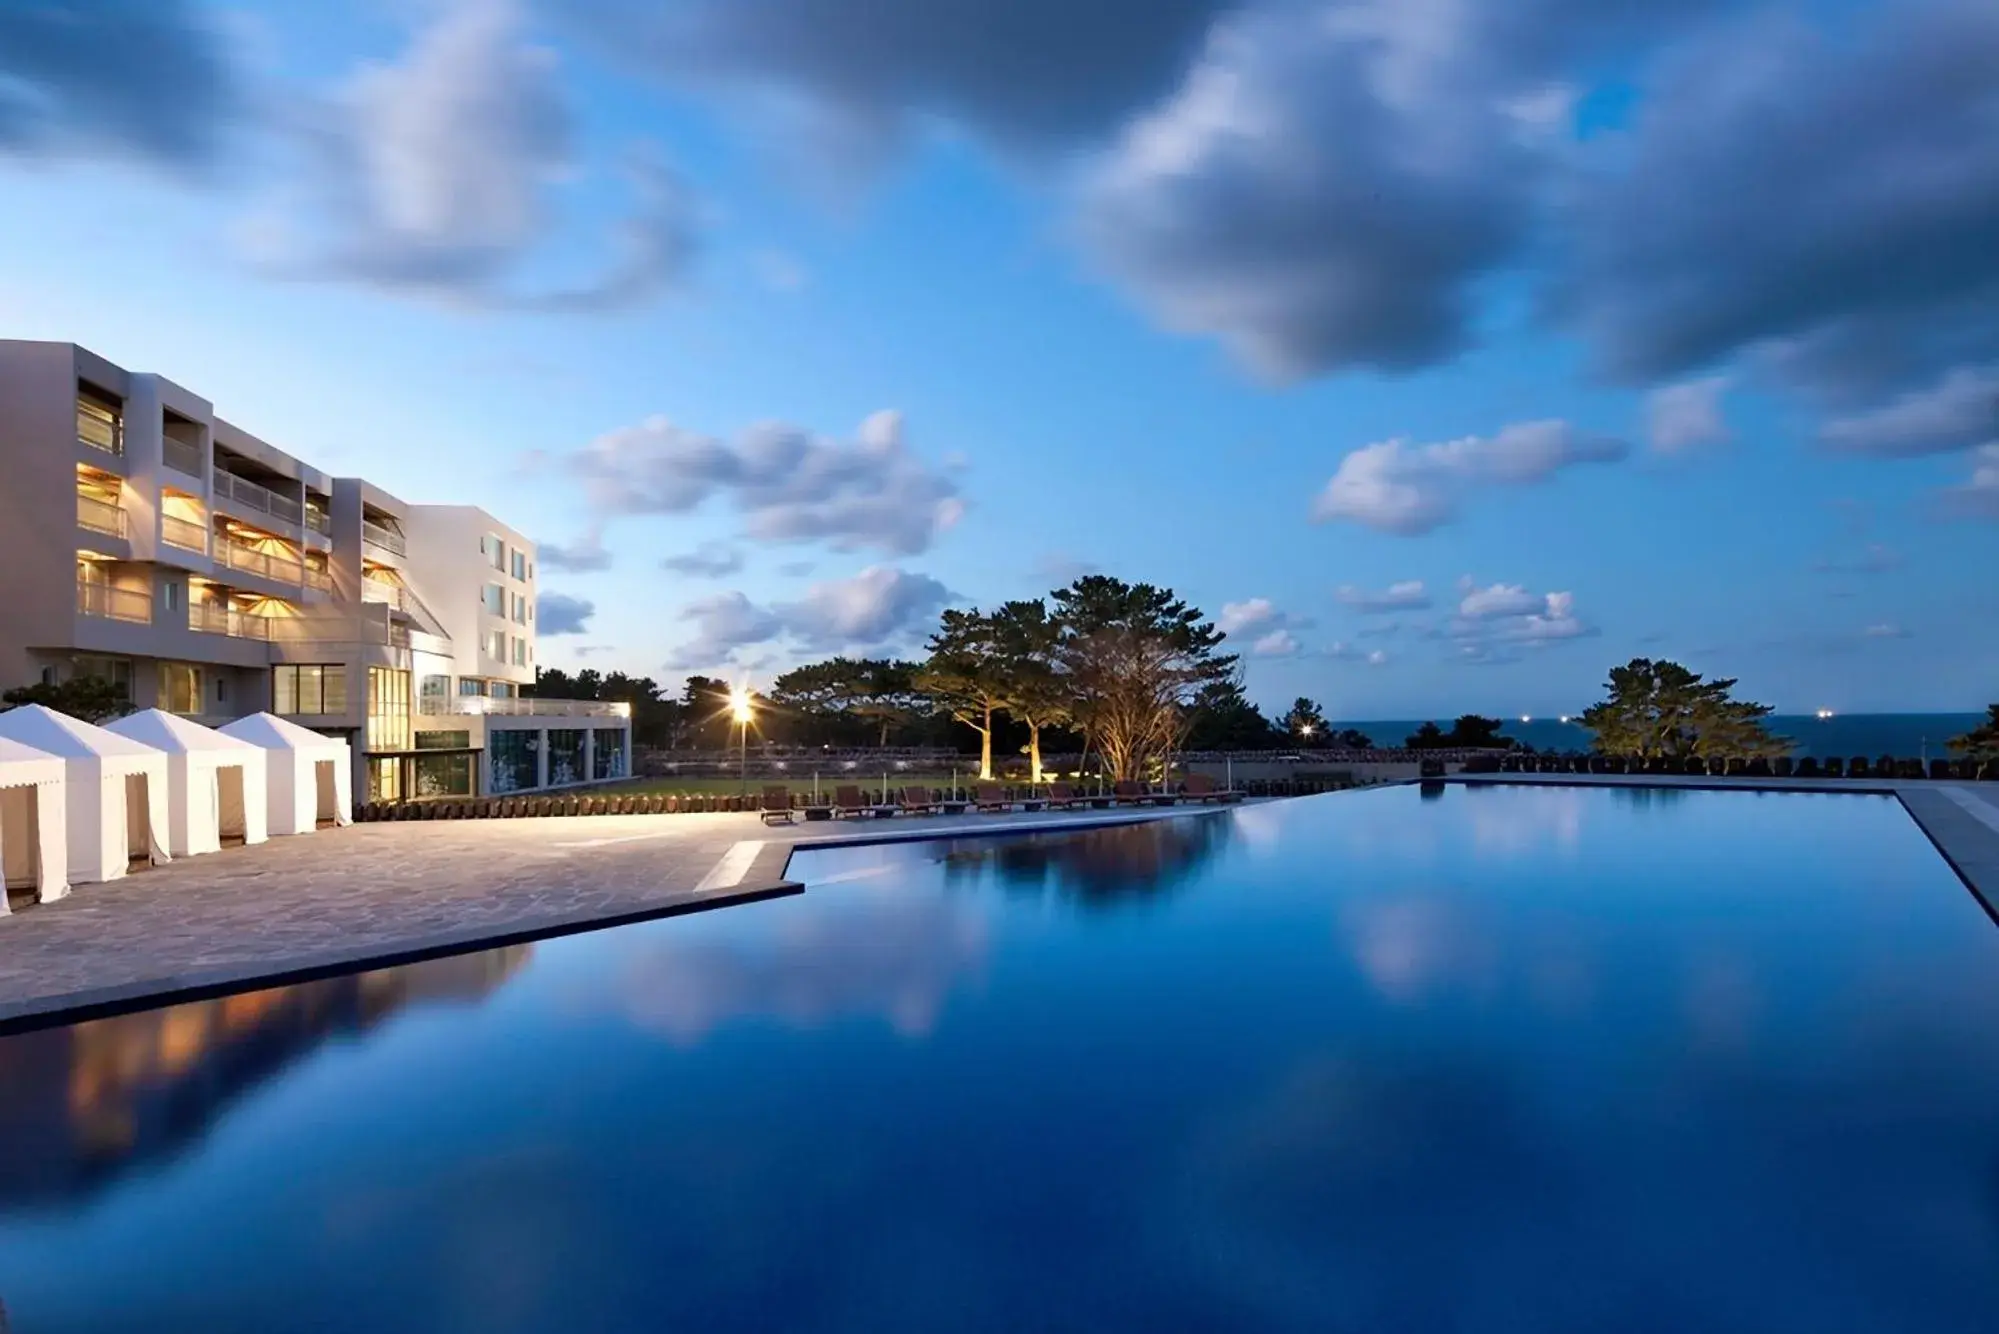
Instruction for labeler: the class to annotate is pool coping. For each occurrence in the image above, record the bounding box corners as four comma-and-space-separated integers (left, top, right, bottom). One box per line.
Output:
775, 804, 1237, 878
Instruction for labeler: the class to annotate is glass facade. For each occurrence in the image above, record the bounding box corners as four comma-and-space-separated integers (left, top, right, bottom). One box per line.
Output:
489, 730, 537, 793
414, 753, 473, 799
367, 668, 411, 753
368, 757, 401, 803
484, 628, 505, 659
158, 662, 202, 715
274, 665, 348, 716
547, 730, 587, 788
592, 729, 627, 781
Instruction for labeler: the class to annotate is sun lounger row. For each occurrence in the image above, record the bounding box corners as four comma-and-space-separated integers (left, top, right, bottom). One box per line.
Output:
756, 776, 1245, 823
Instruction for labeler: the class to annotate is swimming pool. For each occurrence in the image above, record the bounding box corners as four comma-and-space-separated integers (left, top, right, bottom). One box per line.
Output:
0, 785, 1993, 1332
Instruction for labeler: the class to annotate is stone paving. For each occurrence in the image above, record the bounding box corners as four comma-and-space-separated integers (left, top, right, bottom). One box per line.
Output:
0, 803, 1221, 1029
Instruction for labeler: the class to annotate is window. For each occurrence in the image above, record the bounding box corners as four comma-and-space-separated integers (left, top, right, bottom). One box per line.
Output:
490, 681, 514, 699
547, 730, 587, 787
592, 729, 627, 781
76, 387, 122, 455
511, 549, 527, 581
415, 730, 470, 749
484, 628, 505, 659
74, 656, 133, 693
459, 677, 484, 696
368, 757, 402, 803
414, 752, 473, 799
274, 665, 349, 715
159, 662, 202, 715
512, 592, 526, 624
368, 666, 411, 752
512, 636, 527, 666
161, 582, 183, 613
489, 730, 538, 793
215, 677, 229, 705
481, 533, 505, 570
420, 674, 449, 710
481, 582, 505, 616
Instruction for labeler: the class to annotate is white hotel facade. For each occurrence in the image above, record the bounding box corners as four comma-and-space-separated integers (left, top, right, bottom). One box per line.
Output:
0, 339, 629, 801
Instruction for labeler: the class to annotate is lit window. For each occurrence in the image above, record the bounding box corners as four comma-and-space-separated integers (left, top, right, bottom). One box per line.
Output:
76, 388, 122, 454
159, 662, 202, 714
273, 664, 348, 715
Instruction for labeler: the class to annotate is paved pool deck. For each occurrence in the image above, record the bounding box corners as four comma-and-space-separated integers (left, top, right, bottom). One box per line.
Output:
4, 777, 1995, 1032
0, 802, 1225, 1031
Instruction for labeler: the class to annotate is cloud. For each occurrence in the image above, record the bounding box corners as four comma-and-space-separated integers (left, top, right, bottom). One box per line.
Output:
774, 566, 955, 652
1313, 421, 1627, 535
560, 408, 964, 555
660, 542, 745, 578
1821, 363, 1999, 457
1812, 544, 1902, 576
664, 591, 783, 671
539, 528, 612, 573
0, 1, 235, 166
247, 0, 696, 309
1251, 630, 1300, 658
1218, 598, 1282, 637
536, 592, 594, 635
1863, 623, 1910, 639
1074, 6, 1539, 380
1335, 581, 1432, 613
1646, 376, 1732, 455
1036, 552, 1101, 585
1562, 1, 1999, 404
1456, 583, 1545, 620
1939, 445, 1999, 520
1445, 584, 1592, 658
551, 0, 1228, 171
1326, 642, 1390, 666
663, 567, 953, 670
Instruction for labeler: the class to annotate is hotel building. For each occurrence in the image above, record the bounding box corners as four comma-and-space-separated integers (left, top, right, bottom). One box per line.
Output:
0, 340, 629, 801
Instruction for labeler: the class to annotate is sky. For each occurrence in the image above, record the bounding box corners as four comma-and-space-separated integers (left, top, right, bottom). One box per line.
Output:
1, 0, 1994, 719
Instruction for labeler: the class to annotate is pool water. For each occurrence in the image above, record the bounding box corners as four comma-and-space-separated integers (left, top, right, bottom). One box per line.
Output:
0, 785, 1995, 1332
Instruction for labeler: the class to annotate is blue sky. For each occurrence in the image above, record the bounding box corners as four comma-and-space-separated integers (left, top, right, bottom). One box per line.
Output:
2, 0, 1994, 718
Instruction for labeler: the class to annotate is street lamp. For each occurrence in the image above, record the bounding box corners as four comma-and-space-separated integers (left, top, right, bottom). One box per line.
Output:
730, 685, 754, 799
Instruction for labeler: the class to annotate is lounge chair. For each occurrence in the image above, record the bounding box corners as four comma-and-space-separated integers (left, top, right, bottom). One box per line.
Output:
975, 782, 1012, 813
759, 785, 796, 826
898, 785, 939, 815
1047, 782, 1084, 810
1182, 773, 1242, 804
1112, 781, 1147, 806
833, 784, 890, 818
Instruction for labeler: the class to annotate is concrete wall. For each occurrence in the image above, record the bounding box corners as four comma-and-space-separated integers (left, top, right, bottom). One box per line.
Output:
0, 342, 87, 689
403, 505, 537, 689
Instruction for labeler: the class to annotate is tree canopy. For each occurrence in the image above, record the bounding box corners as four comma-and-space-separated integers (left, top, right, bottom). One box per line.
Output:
1579, 658, 1785, 759
1182, 679, 1276, 750
1, 676, 132, 724
1403, 715, 1509, 749
1949, 705, 1999, 761
1281, 697, 1328, 741
916, 608, 1014, 779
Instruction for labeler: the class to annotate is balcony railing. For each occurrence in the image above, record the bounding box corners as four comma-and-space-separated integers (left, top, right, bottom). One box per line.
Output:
76, 492, 126, 538
76, 581, 151, 624
421, 696, 631, 719
188, 604, 272, 640
218, 540, 304, 585
361, 579, 406, 612
304, 567, 332, 593
162, 436, 203, 478
362, 519, 406, 556
305, 508, 331, 536
213, 470, 302, 525
161, 513, 207, 553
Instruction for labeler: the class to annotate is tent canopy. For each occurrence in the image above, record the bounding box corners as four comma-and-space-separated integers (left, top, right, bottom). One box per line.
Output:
106, 711, 268, 857
0, 706, 167, 884
0, 736, 66, 790
0, 733, 68, 908
106, 709, 265, 758
0, 705, 166, 773
219, 712, 350, 753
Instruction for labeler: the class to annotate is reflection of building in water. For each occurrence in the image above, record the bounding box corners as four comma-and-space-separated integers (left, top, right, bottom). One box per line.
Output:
0, 947, 529, 1211
940, 816, 1236, 906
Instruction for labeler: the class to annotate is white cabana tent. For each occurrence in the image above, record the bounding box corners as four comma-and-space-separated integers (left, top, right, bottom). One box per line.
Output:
0, 706, 168, 885
218, 713, 352, 835
0, 735, 69, 910
106, 710, 269, 857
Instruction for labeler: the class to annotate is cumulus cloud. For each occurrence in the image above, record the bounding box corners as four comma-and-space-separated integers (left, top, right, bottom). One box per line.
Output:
1313, 421, 1628, 535
247, 0, 696, 309
1218, 598, 1282, 637
536, 591, 594, 635
539, 528, 612, 573
1646, 376, 1732, 455
775, 566, 954, 652
1336, 581, 1431, 613
1326, 642, 1390, 666
551, 0, 1227, 171
660, 542, 745, 578
1456, 583, 1545, 620
1939, 444, 1999, 521
1445, 583, 1592, 659
1821, 363, 1999, 457
1251, 630, 1300, 658
0, 1, 235, 166
662, 567, 953, 670
560, 408, 964, 555
1220, 598, 1313, 655
1562, 0, 1999, 404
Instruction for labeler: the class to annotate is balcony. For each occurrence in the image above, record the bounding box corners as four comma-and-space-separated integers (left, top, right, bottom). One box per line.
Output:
362, 519, 406, 557
304, 567, 332, 593
362, 578, 406, 612
76, 492, 126, 538
76, 582, 151, 624
218, 540, 304, 585
162, 436, 203, 478
161, 513, 207, 554
305, 507, 331, 537
213, 470, 302, 526
422, 696, 631, 719
188, 604, 273, 640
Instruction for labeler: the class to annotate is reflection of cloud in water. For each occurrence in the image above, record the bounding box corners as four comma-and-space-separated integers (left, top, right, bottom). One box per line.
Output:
1339, 898, 1493, 1004
614, 886, 988, 1043
1462, 785, 1585, 857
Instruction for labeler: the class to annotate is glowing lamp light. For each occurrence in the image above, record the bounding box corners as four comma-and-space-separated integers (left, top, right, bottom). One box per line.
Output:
1300, 724, 1315, 737
1520, 715, 1532, 723
1558, 715, 1570, 724
729, 685, 754, 725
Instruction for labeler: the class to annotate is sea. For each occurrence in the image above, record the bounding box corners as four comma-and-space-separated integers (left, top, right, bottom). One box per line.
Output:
1346, 714, 1985, 760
